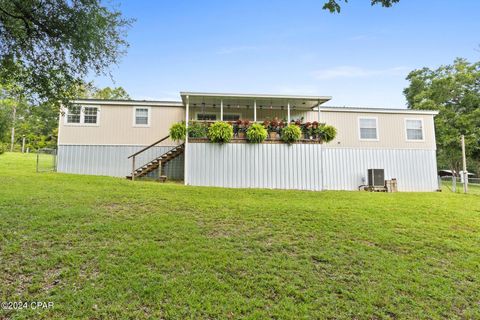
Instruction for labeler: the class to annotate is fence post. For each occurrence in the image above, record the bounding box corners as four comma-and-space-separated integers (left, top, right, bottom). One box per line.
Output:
36, 151, 39, 173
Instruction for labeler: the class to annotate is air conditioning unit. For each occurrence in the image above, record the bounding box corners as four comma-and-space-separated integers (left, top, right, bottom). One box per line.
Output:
368, 169, 385, 187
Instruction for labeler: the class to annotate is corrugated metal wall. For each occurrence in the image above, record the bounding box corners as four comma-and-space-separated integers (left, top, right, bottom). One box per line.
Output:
57, 145, 184, 179
187, 143, 438, 192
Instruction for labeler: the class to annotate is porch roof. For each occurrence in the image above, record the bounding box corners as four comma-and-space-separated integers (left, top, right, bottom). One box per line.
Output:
180, 92, 331, 110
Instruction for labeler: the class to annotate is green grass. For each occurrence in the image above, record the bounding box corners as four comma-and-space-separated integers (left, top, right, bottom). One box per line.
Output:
1, 152, 479, 319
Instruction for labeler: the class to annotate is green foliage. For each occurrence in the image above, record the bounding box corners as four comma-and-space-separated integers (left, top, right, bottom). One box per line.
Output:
323, 0, 400, 13
91, 87, 131, 100
169, 122, 186, 141
207, 121, 233, 143
0, 143, 5, 154
246, 123, 268, 143
281, 125, 302, 144
188, 122, 208, 138
0, 0, 132, 106
404, 58, 480, 174
317, 125, 337, 143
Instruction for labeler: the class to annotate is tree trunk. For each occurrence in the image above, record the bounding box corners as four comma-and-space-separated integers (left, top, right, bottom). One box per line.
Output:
10, 105, 16, 152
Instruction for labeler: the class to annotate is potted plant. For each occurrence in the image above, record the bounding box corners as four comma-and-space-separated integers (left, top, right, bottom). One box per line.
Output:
269, 119, 280, 140
207, 121, 234, 143
281, 124, 302, 144
302, 122, 312, 140
317, 124, 337, 143
246, 123, 268, 143
169, 122, 186, 141
235, 120, 249, 139
188, 122, 208, 138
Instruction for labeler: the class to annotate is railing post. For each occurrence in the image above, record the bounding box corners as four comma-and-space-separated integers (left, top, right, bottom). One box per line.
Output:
132, 155, 136, 181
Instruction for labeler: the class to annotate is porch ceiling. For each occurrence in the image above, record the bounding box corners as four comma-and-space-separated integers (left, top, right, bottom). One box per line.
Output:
180, 92, 331, 110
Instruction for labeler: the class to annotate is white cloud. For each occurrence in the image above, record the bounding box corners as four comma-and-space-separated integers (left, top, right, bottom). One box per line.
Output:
312, 66, 409, 80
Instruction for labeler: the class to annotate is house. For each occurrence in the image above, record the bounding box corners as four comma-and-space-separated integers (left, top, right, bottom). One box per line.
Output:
57, 92, 439, 191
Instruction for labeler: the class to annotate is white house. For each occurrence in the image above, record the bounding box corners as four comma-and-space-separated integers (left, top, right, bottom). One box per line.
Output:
57, 92, 439, 191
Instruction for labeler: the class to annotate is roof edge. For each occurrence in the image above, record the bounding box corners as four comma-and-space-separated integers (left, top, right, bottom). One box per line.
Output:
71, 99, 183, 107
319, 106, 439, 115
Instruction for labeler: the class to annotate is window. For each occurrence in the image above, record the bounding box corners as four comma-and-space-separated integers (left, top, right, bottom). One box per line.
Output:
65, 105, 99, 125
66, 106, 81, 124
359, 117, 378, 140
134, 107, 150, 126
223, 114, 240, 121
83, 107, 98, 124
197, 113, 216, 121
406, 119, 424, 141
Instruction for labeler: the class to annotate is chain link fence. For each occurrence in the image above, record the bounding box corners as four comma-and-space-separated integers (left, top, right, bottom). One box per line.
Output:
440, 176, 480, 194
36, 148, 57, 173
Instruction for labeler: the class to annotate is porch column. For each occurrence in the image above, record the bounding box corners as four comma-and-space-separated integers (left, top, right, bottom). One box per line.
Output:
254, 100, 257, 122
287, 102, 291, 123
318, 101, 321, 122
220, 99, 223, 121
184, 95, 189, 185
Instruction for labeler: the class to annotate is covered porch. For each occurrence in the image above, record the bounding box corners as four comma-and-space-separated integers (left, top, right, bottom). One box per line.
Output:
180, 92, 331, 125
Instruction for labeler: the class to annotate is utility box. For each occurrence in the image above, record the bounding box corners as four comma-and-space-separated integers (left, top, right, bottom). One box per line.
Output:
368, 169, 385, 187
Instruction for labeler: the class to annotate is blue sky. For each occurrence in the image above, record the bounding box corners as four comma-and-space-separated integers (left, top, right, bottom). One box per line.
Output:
93, 0, 480, 108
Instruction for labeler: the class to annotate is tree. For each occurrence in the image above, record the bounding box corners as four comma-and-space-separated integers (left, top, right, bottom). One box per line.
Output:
404, 59, 480, 174
0, 0, 132, 107
323, 0, 400, 13
92, 87, 130, 100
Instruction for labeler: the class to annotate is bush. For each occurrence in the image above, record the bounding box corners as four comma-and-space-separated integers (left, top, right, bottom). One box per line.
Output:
246, 123, 268, 143
169, 122, 186, 141
0, 143, 5, 155
281, 125, 302, 144
188, 122, 208, 138
318, 125, 337, 142
207, 122, 233, 143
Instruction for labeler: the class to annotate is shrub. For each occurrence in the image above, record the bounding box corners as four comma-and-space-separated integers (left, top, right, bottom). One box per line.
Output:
281, 124, 302, 144
0, 143, 5, 155
188, 122, 208, 138
246, 123, 268, 143
207, 121, 233, 143
169, 122, 186, 141
318, 125, 337, 142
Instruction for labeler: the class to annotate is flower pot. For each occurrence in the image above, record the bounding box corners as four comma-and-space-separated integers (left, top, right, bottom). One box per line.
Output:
237, 132, 245, 139
269, 132, 278, 140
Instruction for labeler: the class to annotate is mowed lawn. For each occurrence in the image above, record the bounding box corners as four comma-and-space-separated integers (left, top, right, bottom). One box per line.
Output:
1, 153, 479, 319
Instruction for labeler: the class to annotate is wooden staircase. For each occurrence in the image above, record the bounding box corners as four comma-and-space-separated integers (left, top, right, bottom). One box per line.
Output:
126, 135, 184, 182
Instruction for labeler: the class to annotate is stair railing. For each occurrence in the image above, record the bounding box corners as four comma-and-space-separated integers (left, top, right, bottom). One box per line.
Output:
128, 135, 170, 181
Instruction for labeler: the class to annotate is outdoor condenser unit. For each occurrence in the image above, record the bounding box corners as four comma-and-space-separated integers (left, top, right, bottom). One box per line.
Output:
368, 169, 385, 187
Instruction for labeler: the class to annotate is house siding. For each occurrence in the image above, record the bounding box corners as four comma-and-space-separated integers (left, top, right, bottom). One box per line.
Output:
57, 144, 184, 179
186, 143, 438, 192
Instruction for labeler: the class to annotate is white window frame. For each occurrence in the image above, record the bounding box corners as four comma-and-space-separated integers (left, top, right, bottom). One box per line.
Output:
64, 105, 100, 126
358, 117, 379, 141
133, 106, 151, 127
405, 118, 425, 142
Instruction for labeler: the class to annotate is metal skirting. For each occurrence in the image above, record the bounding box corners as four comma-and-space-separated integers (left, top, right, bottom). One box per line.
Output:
186, 143, 438, 192
57, 145, 184, 179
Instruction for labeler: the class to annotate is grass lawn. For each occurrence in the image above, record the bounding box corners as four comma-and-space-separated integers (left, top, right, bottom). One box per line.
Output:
1, 152, 480, 319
